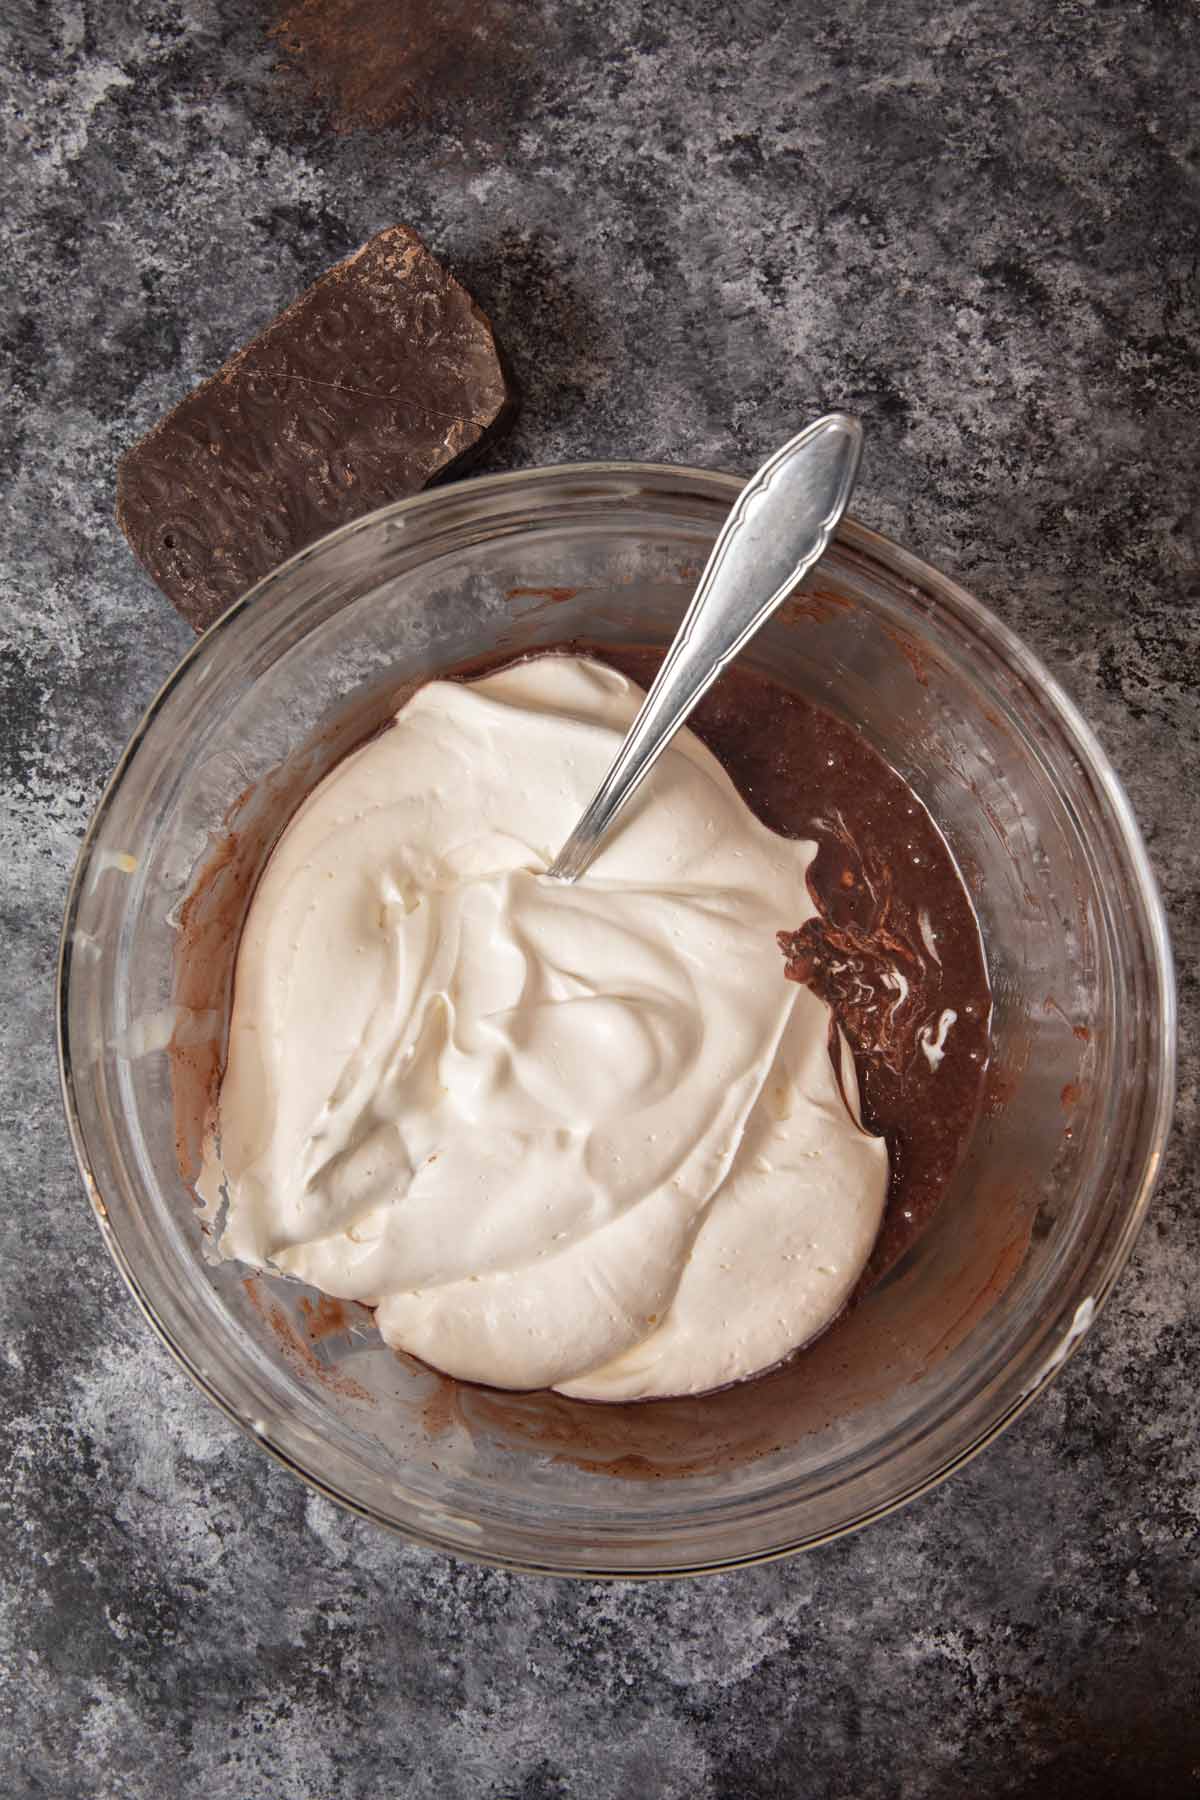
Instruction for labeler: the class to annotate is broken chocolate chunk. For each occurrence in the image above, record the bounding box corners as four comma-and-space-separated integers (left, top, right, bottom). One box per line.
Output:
116, 224, 516, 633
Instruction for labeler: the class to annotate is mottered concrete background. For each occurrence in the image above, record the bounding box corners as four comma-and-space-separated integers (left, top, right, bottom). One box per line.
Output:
2, 1, 1197, 1794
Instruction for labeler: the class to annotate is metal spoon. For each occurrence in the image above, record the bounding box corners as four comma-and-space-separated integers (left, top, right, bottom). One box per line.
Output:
546, 412, 864, 882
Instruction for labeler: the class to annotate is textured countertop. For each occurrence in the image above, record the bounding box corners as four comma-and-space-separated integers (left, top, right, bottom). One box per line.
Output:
3, 1, 1197, 1794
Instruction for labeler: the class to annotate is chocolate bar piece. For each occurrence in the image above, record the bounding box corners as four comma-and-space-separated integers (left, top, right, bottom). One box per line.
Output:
117, 225, 516, 632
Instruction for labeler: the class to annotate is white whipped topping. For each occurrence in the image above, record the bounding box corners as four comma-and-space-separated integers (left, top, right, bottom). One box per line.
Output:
199, 655, 888, 1400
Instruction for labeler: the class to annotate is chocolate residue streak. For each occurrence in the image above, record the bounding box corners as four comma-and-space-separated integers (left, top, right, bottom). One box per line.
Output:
505, 585, 579, 606
172, 786, 258, 1183
271, 0, 534, 135
976, 787, 1013, 854
882, 621, 933, 687
299, 1292, 355, 1342
179, 646, 1014, 1480
243, 1277, 374, 1403
421, 1378, 467, 1442
1044, 994, 1091, 1040
777, 587, 854, 627
984, 1065, 1021, 1116
924, 1212, 1032, 1365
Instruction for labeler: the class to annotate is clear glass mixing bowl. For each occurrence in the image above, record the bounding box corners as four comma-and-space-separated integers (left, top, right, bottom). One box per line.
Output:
58, 465, 1175, 1576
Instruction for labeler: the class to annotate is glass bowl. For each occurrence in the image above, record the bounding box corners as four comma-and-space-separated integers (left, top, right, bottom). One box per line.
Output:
58, 464, 1176, 1576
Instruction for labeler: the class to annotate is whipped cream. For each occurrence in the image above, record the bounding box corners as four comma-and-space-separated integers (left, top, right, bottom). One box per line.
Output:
199, 655, 888, 1400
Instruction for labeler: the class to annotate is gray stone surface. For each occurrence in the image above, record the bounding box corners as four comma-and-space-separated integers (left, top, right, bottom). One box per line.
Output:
2, 0, 1197, 1793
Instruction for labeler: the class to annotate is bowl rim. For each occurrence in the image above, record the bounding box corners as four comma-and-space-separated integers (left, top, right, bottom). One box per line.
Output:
57, 459, 1178, 1577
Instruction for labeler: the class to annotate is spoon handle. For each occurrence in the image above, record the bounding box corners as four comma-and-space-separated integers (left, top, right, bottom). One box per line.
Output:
546, 413, 863, 882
